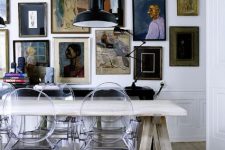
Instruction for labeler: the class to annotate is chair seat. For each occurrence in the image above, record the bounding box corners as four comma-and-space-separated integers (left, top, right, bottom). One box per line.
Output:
11, 140, 52, 150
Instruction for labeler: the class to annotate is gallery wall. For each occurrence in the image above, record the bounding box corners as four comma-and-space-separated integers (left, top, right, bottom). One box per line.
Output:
5, 0, 206, 141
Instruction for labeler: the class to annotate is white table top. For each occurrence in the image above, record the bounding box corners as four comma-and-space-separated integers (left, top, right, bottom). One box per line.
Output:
0, 100, 187, 117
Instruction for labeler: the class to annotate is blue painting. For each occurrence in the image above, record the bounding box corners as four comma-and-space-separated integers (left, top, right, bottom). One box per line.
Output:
133, 0, 166, 41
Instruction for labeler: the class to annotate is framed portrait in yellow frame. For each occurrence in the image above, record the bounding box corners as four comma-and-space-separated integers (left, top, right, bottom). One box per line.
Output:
0, 29, 9, 78
177, 0, 198, 16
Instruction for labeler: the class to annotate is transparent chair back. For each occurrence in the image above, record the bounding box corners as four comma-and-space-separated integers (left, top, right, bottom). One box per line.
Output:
80, 82, 135, 150
2, 88, 56, 148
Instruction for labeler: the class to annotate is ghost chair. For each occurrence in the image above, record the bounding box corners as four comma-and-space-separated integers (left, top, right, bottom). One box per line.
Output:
2, 88, 56, 150
78, 82, 138, 150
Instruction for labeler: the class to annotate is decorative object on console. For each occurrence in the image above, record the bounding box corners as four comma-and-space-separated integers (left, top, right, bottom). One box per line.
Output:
54, 38, 90, 84
177, 0, 198, 16
0, 29, 8, 78
17, 57, 25, 73
96, 30, 130, 75
0, 0, 10, 24
51, 0, 90, 34
18, 3, 47, 37
133, 0, 166, 41
170, 26, 199, 66
73, 0, 118, 28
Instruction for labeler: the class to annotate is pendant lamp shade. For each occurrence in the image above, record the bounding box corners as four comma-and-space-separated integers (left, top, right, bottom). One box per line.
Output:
73, 0, 118, 28
0, 16, 5, 28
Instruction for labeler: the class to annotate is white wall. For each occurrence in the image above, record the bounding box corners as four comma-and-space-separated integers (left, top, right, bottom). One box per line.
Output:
6, 0, 206, 141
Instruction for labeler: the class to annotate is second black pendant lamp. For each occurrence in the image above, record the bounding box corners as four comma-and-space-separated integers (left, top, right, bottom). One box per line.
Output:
73, 0, 118, 28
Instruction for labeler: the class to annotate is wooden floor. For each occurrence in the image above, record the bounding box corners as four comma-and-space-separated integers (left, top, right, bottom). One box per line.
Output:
172, 142, 206, 150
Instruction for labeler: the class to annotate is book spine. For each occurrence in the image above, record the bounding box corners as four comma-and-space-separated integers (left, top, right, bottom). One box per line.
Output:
3, 79, 29, 83
4, 73, 27, 77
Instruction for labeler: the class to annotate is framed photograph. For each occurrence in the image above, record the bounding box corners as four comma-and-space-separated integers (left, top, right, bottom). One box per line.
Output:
133, 0, 166, 41
0, 29, 9, 78
134, 46, 162, 80
170, 26, 199, 66
96, 30, 130, 75
0, 0, 10, 24
18, 3, 47, 37
103, 0, 125, 26
177, 0, 198, 16
51, 0, 90, 34
54, 38, 90, 84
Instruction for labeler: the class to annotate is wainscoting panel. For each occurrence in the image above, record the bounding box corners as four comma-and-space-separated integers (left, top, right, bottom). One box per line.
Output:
156, 90, 206, 142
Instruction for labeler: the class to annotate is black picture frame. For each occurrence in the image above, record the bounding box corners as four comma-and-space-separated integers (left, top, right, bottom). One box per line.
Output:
170, 26, 199, 66
18, 3, 47, 37
133, 0, 166, 41
134, 46, 162, 80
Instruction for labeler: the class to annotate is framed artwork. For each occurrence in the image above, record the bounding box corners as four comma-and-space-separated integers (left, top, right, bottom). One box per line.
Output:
96, 30, 130, 75
51, 0, 90, 34
103, 0, 125, 26
170, 26, 199, 66
0, 29, 9, 78
54, 38, 90, 84
177, 0, 198, 16
134, 46, 162, 80
133, 0, 166, 41
0, 0, 10, 24
18, 3, 47, 37
13, 40, 50, 67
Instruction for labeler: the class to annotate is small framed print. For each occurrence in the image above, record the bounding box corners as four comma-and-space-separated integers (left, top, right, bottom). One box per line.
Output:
134, 46, 162, 80
170, 26, 199, 66
177, 0, 198, 16
51, 0, 90, 34
18, 3, 47, 37
0, 0, 10, 24
0, 29, 9, 78
54, 38, 90, 84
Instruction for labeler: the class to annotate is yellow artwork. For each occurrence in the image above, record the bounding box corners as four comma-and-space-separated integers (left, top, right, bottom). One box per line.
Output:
177, 0, 198, 16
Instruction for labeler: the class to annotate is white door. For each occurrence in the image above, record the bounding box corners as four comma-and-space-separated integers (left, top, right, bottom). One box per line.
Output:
207, 0, 225, 149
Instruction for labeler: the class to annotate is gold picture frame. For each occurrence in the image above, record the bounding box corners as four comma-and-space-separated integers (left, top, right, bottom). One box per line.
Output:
177, 0, 198, 16
54, 38, 90, 84
0, 29, 9, 78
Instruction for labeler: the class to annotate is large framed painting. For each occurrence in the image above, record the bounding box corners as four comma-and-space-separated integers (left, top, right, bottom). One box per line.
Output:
103, 0, 125, 26
18, 3, 47, 37
54, 38, 90, 84
177, 0, 198, 16
51, 0, 90, 34
0, 29, 9, 78
170, 26, 199, 66
96, 30, 130, 75
134, 46, 162, 80
133, 0, 166, 41
0, 0, 10, 24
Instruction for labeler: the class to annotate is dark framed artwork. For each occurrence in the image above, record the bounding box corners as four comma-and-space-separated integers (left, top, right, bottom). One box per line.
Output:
134, 46, 162, 80
13, 40, 50, 67
170, 26, 199, 66
18, 3, 47, 37
103, 0, 125, 26
0, 0, 10, 24
51, 0, 90, 34
96, 30, 130, 75
177, 0, 198, 16
54, 38, 90, 84
133, 0, 166, 41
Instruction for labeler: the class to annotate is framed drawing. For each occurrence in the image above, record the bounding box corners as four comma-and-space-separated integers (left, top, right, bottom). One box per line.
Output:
133, 0, 166, 41
103, 0, 125, 26
54, 38, 90, 84
0, 29, 9, 78
0, 0, 10, 24
96, 30, 130, 75
134, 46, 162, 80
170, 26, 199, 66
177, 0, 198, 16
18, 3, 47, 37
51, 0, 90, 34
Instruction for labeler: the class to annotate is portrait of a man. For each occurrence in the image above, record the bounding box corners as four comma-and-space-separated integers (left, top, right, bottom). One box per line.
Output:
133, 0, 166, 41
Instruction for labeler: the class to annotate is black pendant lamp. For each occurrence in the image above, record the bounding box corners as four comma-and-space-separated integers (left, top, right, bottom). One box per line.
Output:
0, 16, 5, 28
73, 0, 118, 28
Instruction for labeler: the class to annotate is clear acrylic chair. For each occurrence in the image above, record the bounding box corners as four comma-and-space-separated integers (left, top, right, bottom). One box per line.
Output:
79, 82, 138, 150
0, 82, 15, 149
2, 88, 56, 150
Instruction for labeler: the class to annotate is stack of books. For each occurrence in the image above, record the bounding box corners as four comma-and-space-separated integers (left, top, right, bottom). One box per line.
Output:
3, 73, 29, 85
